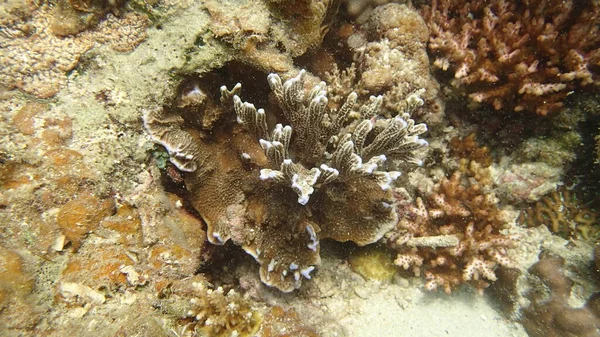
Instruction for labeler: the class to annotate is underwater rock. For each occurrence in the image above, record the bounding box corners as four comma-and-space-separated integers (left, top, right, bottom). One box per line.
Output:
522, 250, 600, 337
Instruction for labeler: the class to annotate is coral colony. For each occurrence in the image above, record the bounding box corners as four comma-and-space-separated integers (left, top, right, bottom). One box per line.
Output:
234, 70, 428, 205
423, 0, 599, 115
144, 70, 429, 291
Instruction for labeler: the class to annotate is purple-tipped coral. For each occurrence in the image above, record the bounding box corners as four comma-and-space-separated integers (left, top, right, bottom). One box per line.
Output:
388, 171, 516, 294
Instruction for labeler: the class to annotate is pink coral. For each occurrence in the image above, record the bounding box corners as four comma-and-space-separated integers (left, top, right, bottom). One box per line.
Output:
388, 171, 517, 294
422, 0, 600, 115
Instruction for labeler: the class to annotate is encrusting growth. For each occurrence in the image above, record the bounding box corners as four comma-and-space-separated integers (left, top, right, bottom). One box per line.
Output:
233, 70, 428, 205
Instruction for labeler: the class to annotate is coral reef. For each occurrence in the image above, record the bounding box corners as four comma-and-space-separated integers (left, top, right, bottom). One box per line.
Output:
521, 251, 600, 337
422, 0, 600, 115
0, 2, 148, 98
388, 171, 516, 294
518, 186, 599, 241
144, 69, 428, 291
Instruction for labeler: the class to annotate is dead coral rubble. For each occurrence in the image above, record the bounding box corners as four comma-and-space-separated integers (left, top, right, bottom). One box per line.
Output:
144, 69, 429, 292
388, 171, 516, 294
422, 0, 600, 115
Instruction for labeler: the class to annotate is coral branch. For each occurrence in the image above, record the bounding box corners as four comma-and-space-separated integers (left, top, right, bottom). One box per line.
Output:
422, 0, 600, 115
388, 171, 516, 293
234, 70, 429, 205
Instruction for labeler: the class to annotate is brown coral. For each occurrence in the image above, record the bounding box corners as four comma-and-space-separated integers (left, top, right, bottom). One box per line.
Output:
449, 133, 492, 168
388, 171, 515, 294
518, 186, 599, 241
450, 133, 493, 186
522, 251, 600, 337
144, 69, 429, 292
422, 0, 600, 115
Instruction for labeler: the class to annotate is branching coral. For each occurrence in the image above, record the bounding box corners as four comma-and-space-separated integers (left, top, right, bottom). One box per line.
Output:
234, 70, 428, 205
449, 133, 493, 186
325, 3, 441, 117
422, 0, 600, 115
388, 171, 516, 294
144, 69, 429, 291
518, 186, 599, 241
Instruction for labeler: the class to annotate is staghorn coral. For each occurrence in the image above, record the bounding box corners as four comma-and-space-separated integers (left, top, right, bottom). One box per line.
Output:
518, 186, 599, 241
522, 251, 600, 337
0, 3, 148, 98
144, 69, 429, 292
388, 171, 516, 294
422, 0, 600, 115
